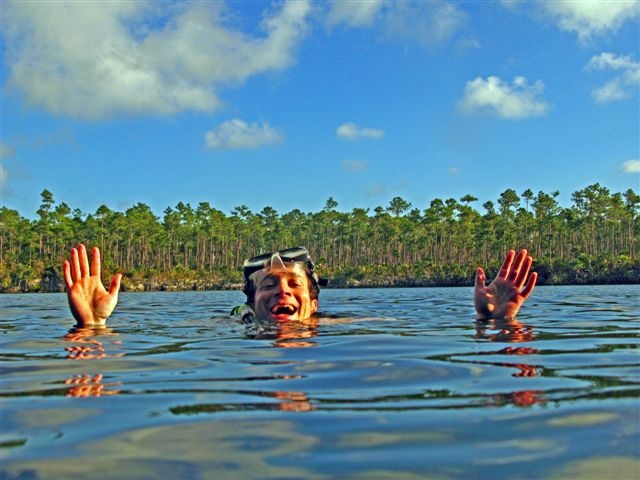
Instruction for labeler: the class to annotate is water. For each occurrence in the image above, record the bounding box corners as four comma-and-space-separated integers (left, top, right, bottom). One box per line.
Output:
1, 285, 639, 479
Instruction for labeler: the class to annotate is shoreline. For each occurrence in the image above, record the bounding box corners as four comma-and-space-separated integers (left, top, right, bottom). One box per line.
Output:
3, 276, 638, 294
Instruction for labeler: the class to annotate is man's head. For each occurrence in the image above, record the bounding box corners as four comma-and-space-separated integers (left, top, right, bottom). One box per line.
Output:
243, 248, 321, 321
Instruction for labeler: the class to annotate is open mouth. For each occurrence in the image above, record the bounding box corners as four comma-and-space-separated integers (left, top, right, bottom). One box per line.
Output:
271, 304, 298, 316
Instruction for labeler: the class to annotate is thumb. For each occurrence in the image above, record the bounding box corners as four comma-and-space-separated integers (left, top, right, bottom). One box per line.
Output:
475, 267, 486, 289
109, 273, 122, 296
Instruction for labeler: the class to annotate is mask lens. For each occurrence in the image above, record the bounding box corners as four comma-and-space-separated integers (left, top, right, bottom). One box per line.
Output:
243, 247, 311, 280
244, 252, 272, 268
277, 247, 309, 262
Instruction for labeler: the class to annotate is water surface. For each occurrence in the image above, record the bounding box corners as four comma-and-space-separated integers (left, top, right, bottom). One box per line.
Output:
1, 286, 639, 479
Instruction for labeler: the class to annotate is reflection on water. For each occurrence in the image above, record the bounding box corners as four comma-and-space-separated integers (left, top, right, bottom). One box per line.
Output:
244, 317, 320, 349
61, 327, 123, 398
1, 285, 639, 479
63, 373, 121, 398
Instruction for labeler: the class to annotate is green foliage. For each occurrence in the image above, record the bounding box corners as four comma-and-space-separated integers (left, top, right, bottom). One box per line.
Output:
1, 185, 638, 292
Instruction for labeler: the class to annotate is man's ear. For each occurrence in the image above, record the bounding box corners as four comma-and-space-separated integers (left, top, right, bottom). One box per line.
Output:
311, 299, 318, 313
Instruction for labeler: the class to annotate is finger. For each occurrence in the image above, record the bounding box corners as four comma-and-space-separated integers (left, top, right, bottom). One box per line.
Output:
474, 267, 486, 289
509, 250, 527, 282
498, 250, 515, 278
109, 273, 122, 296
63, 260, 73, 289
79, 243, 90, 277
520, 272, 537, 299
515, 255, 533, 288
70, 247, 81, 281
91, 247, 101, 278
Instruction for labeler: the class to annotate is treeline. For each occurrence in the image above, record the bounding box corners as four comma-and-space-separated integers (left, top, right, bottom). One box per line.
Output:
1, 183, 638, 292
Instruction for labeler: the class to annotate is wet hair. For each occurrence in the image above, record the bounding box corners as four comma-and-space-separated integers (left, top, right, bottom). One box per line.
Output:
243, 270, 320, 307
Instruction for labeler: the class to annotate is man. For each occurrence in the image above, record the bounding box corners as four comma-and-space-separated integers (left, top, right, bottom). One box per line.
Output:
63, 244, 537, 327
232, 247, 322, 322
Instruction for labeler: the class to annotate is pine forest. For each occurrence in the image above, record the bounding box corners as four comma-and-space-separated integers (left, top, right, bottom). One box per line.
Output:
1, 183, 638, 293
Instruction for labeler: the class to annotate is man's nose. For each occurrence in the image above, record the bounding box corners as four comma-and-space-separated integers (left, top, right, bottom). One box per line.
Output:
276, 279, 293, 296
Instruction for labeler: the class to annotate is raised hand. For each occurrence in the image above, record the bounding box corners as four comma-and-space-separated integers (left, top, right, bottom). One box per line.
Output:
474, 249, 537, 320
63, 244, 122, 326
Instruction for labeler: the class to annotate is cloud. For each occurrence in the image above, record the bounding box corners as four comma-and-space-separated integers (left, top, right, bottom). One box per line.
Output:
539, 0, 639, 43
341, 159, 368, 172
2, 1, 311, 119
325, 0, 467, 48
448, 167, 460, 175
205, 119, 284, 150
585, 52, 640, 103
458, 75, 549, 119
337, 122, 385, 140
456, 37, 482, 54
326, 0, 385, 28
621, 159, 640, 174
382, 1, 468, 48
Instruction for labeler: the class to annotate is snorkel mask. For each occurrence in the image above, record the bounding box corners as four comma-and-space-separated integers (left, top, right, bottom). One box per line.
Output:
242, 247, 326, 303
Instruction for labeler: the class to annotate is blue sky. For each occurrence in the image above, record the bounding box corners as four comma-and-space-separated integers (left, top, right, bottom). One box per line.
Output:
2, 0, 639, 219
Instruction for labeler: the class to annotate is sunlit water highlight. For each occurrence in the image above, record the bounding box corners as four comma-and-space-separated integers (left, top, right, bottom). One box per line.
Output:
1, 285, 639, 479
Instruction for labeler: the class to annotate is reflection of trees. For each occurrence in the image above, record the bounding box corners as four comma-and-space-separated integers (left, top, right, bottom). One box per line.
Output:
62, 327, 122, 398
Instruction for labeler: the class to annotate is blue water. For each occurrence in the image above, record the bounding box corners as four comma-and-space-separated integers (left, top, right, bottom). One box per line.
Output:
1, 285, 639, 479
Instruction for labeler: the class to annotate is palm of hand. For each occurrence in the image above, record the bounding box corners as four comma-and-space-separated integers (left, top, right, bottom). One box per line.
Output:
68, 276, 118, 325
475, 277, 526, 320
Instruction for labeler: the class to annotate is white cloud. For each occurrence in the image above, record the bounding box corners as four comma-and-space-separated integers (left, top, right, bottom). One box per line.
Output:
326, 0, 385, 28
341, 159, 368, 172
585, 52, 640, 103
621, 159, 640, 174
448, 167, 460, 175
539, 0, 639, 42
587, 52, 638, 71
456, 37, 482, 54
337, 122, 385, 140
458, 75, 549, 119
382, 1, 468, 48
325, 0, 467, 48
204, 119, 284, 150
0, 164, 6, 188
2, 1, 311, 119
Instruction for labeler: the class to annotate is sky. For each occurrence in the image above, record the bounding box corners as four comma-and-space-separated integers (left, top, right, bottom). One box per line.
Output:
1, 0, 639, 220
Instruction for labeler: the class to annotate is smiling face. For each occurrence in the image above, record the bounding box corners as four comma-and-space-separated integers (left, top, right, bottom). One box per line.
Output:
253, 264, 318, 321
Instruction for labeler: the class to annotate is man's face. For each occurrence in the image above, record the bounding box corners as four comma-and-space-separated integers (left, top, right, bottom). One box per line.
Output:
253, 265, 318, 321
